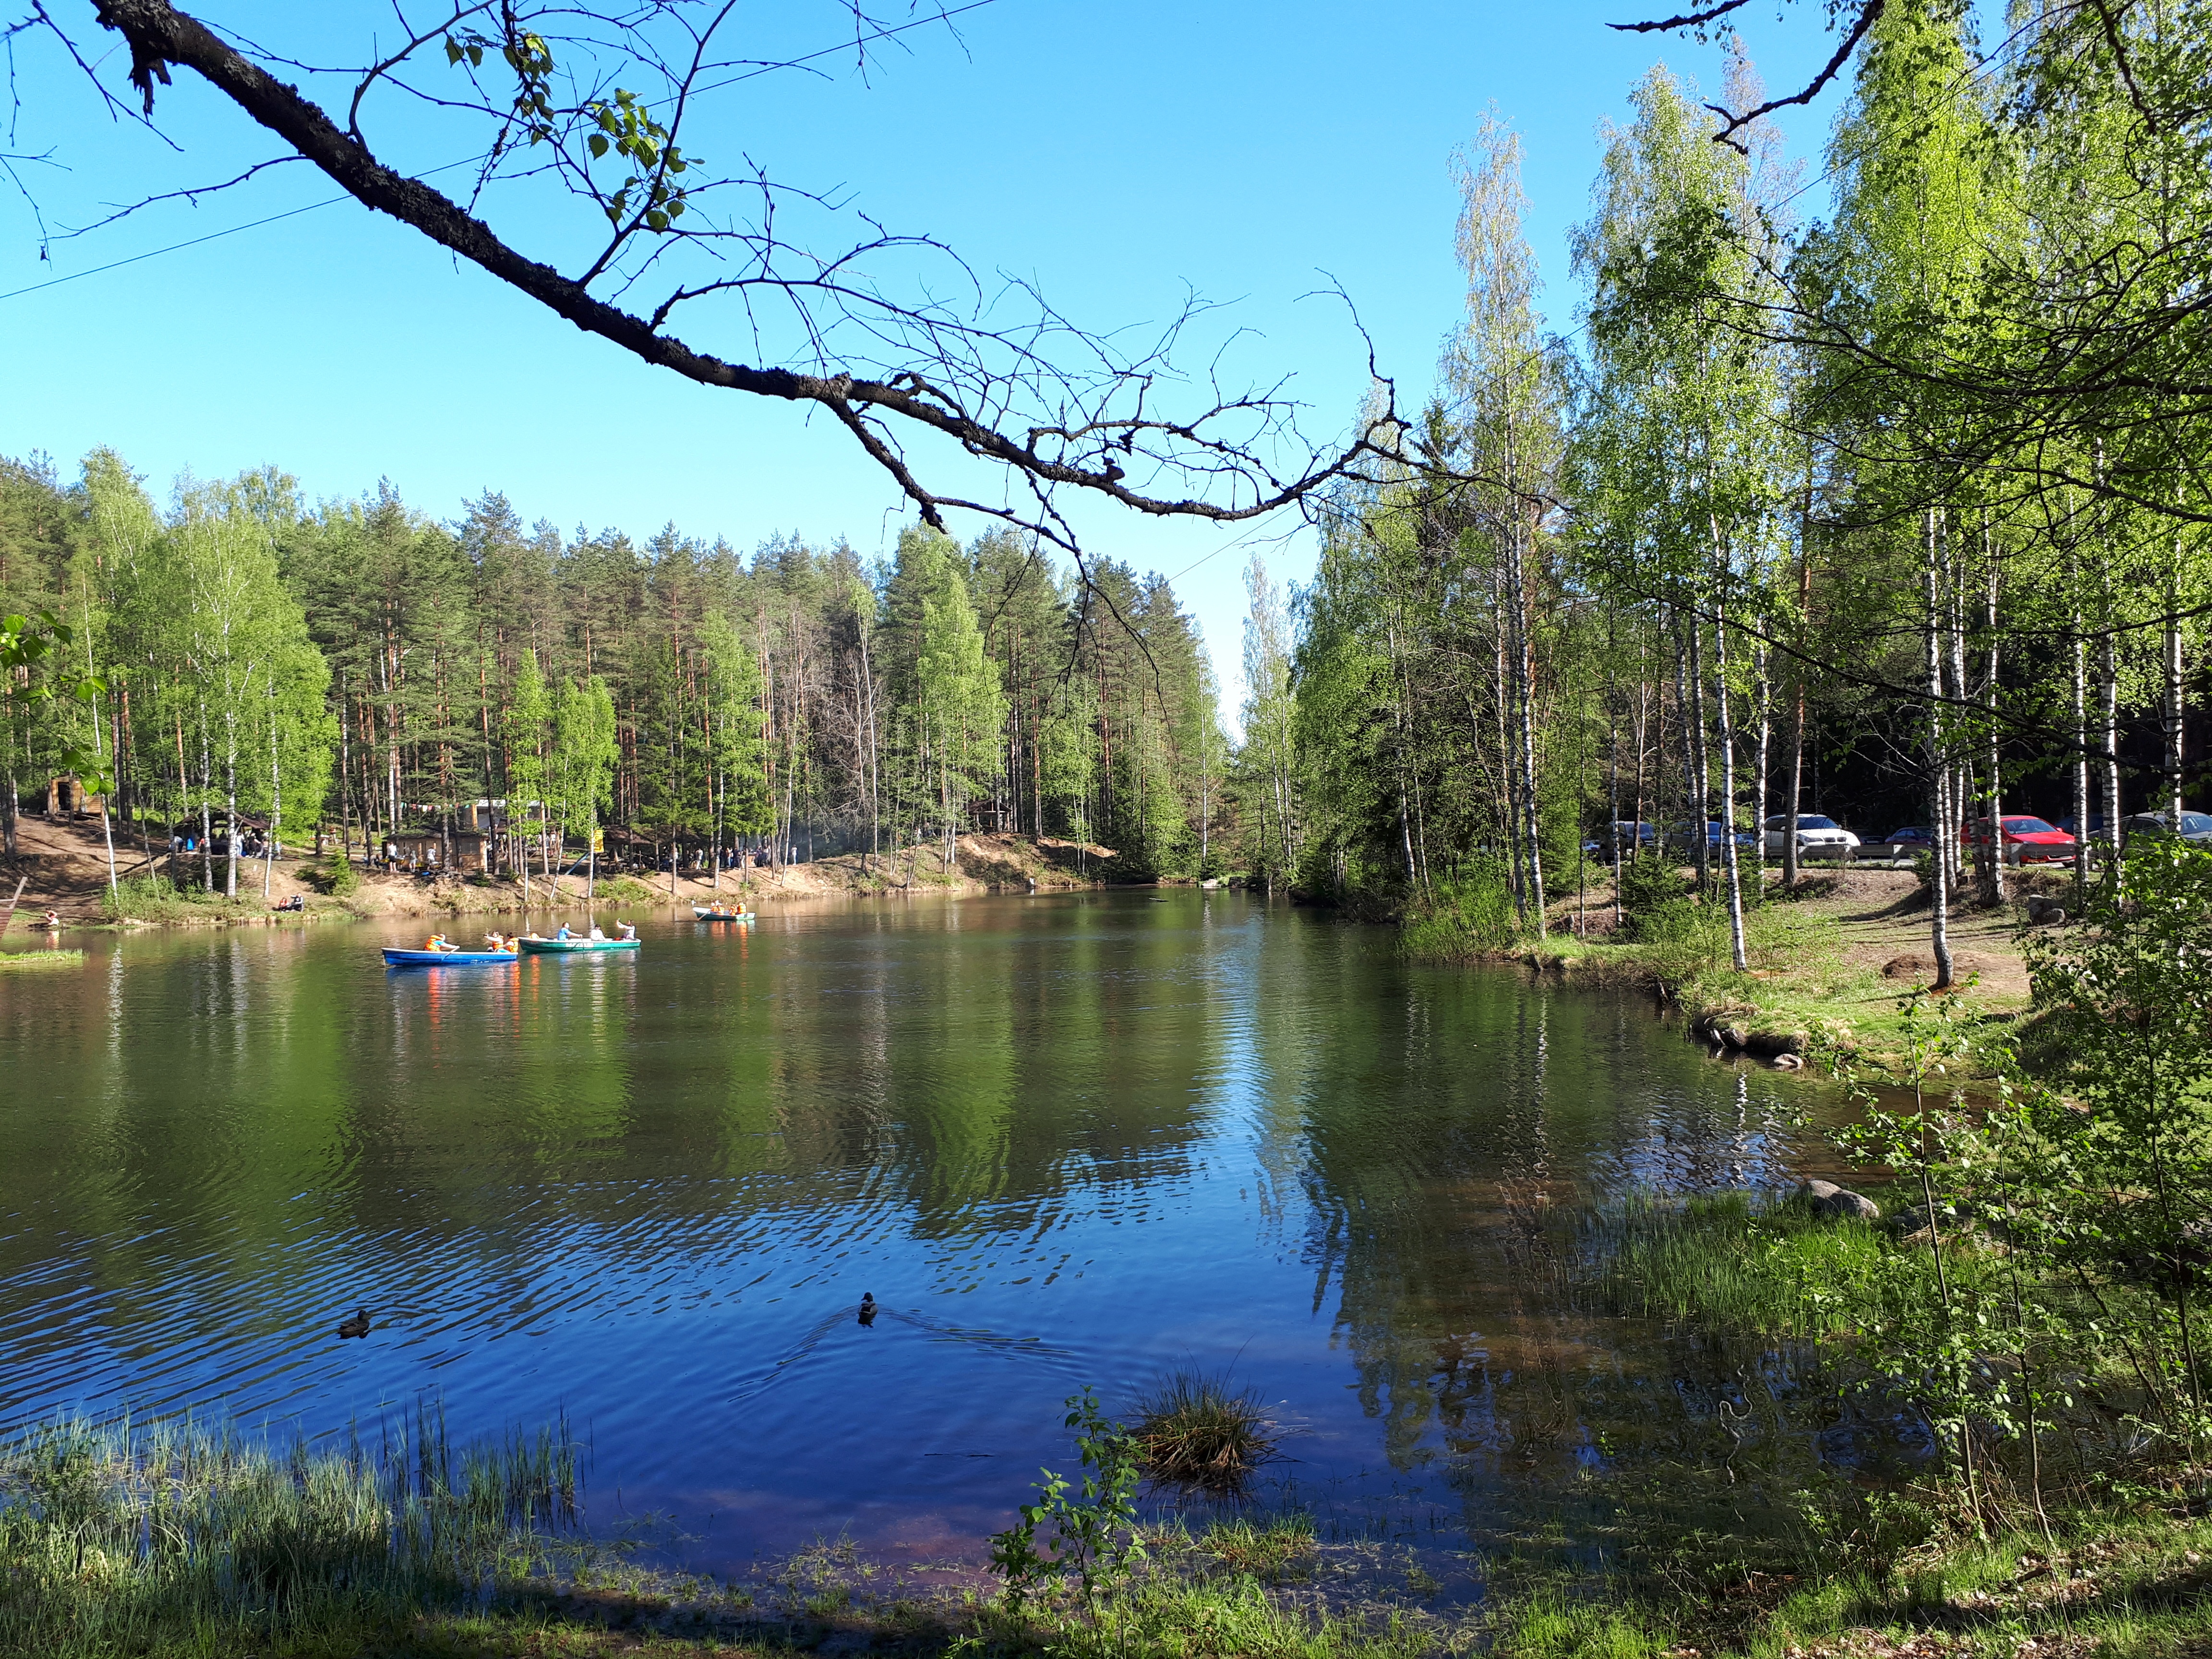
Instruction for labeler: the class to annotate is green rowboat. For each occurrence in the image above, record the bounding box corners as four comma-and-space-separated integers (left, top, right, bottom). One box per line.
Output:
517, 935, 640, 954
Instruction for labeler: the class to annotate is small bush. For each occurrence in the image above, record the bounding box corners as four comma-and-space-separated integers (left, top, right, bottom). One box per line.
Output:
1615, 854, 1690, 925
1131, 1371, 1274, 1489
102, 871, 225, 922
322, 852, 361, 896
594, 876, 655, 903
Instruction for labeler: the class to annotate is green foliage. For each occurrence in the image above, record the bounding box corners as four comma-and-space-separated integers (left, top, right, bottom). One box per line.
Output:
100, 872, 236, 922
988, 1388, 1147, 1608
1399, 864, 1520, 957
0, 609, 109, 795
1599, 1191, 1949, 1343
1614, 854, 1689, 924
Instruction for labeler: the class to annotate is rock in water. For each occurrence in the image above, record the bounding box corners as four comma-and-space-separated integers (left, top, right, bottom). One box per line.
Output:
1797, 1178, 1880, 1225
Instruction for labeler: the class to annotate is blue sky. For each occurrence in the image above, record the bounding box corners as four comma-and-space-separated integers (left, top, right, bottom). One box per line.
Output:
0, 2, 1845, 707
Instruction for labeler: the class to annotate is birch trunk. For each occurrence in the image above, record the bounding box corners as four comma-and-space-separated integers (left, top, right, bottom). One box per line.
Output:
264, 699, 279, 902
1713, 614, 1748, 972
1983, 546, 2005, 905
223, 682, 239, 902
1509, 520, 1544, 934
1752, 643, 1771, 895
199, 703, 214, 894
1685, 614, 1711, 893
2167, 536, 2187, 820
1924, 510, 1955, 989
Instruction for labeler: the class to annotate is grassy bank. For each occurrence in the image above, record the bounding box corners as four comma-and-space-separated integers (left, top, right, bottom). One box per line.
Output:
1403, 864, 2040, 1075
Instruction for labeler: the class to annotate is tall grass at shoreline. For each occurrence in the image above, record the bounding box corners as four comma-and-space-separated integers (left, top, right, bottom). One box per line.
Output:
0, 1406, 581, 1657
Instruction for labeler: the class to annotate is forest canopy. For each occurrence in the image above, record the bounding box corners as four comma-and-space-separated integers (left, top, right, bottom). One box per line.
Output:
0, 454, 1229, 889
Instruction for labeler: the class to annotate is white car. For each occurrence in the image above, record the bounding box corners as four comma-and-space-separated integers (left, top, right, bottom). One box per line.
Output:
1763, 813, 1861, 860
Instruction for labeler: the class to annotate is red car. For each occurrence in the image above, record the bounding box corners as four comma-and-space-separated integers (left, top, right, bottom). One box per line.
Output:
1961, 816, 2078, 866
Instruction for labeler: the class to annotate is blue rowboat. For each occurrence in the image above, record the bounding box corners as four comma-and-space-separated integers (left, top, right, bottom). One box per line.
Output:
382, 948, 517, 967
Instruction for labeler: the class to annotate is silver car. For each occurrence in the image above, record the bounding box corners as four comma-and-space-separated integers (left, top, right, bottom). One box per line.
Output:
1763, 813, 1861, 860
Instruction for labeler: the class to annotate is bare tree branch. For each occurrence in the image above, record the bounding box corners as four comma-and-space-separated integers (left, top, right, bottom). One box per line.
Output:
1608, 1, 1749, 36
71, 0, 1413, 566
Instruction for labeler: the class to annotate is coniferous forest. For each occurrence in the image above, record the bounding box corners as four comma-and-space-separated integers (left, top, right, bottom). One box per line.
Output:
0, 461, 1224, 887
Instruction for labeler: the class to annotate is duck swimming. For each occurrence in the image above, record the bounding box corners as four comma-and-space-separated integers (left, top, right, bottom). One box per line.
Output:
857, 1293, 877, 1327
336, 1307, 372, 1339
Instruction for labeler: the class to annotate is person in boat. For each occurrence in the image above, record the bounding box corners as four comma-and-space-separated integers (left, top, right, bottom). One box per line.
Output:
617, 921, 637, 940
587, 924, 606, 941
41, 909, 61, 930
554, 924, 573, 940
426, 934, 458, 953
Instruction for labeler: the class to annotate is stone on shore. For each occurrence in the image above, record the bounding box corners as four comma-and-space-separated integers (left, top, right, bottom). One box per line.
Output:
1798, 1178, 1880, 1225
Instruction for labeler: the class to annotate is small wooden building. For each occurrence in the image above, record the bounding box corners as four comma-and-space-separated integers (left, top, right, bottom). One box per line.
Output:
385, 831, 491, 874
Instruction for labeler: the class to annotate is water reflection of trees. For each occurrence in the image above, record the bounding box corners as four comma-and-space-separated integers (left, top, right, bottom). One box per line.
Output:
1279, 961, 1826, 1554
0, 900, 1242, 1412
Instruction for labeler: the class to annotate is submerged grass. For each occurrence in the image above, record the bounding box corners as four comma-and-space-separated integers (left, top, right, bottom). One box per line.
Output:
1132, 1371, 1277, 1489
1594, 1190, 1942, 1342
0, 948, 82, 971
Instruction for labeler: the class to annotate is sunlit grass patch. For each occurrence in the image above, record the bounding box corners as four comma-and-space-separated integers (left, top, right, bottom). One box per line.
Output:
1189, 1513, 1319, 1582
1493, 1592, 1676, 1659
1131, 1371, 1277, 1489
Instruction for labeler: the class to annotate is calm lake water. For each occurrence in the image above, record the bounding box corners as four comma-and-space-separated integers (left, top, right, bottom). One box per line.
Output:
1, 892, 1838, 1580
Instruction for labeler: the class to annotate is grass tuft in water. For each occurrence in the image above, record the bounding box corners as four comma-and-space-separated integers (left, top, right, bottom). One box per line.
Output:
0, 949, 83, 971
1131, 1371, 1276, 1489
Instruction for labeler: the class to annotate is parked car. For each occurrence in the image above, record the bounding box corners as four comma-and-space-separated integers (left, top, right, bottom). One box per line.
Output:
1961, 815, 2078, 866
2119, 809, 2212, 848
1859, 825, 1936, 862
1599, 820, 1661, 858
1666, 819, 1758, 855
2051, 812, 2111, 842
1761, 813, 1861, 860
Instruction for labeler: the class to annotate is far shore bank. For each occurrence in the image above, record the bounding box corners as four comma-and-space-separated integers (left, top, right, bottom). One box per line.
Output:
2, 817, 1131, 935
